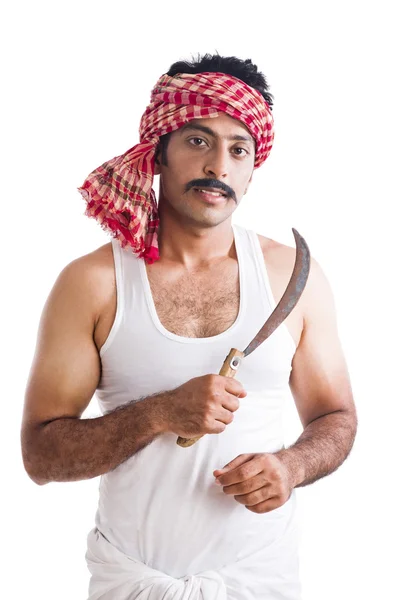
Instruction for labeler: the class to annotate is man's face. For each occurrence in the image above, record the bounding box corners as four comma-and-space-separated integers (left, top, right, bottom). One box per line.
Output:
154, 113, 255, 228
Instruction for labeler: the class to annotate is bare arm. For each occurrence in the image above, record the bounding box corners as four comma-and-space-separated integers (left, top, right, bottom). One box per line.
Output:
275, 258, 357, 489
23, 397, 169, 486
21, 255, 168, 486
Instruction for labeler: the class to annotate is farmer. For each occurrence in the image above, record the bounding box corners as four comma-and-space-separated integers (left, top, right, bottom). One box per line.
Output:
21, 53, 357, 599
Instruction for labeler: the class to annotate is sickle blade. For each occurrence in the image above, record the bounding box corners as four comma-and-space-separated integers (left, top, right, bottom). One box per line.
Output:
243, 228, 311, 357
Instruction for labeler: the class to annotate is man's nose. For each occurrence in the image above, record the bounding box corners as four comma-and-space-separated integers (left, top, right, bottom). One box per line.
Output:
203, 147, 229, 179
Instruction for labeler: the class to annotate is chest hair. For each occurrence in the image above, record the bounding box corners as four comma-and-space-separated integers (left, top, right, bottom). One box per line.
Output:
148, 267, 240, 338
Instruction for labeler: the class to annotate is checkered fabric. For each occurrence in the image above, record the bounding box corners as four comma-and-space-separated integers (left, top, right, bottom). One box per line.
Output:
78, 72, 274, 263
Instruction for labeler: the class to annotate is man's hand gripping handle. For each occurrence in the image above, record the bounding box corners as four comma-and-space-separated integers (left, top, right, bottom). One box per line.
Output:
176, 348, 245, 448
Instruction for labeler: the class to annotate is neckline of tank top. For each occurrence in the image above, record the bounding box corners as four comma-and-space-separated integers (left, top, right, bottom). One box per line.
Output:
138, 223, 246, 344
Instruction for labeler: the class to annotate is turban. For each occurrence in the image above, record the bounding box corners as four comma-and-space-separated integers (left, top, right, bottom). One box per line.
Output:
78, 72, 274, 264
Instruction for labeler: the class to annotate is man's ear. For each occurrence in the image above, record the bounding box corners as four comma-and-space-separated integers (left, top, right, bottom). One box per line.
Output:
154, 152, 161, 175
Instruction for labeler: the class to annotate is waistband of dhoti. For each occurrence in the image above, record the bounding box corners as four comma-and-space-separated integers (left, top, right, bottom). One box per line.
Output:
85, 527, 227, 600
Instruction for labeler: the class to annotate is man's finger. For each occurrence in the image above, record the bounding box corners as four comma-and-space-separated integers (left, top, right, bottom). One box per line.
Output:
221, 473, 270, 496
245, 496, 282, 514
233, 484, 275, 506
213, 453, 255, 477
214, 455, 264, 486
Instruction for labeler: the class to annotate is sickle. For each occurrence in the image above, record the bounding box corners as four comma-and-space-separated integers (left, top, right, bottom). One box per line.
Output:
177, 228, 311, 448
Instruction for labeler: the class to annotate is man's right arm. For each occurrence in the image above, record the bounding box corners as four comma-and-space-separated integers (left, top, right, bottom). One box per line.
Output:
21, 255, 169, 486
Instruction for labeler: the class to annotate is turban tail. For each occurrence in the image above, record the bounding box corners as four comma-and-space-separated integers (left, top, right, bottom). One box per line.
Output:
78, 72, 274, 264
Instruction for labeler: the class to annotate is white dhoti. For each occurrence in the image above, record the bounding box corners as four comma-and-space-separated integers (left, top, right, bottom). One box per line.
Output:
86, 527, 227, 600
86, 492, 302, 600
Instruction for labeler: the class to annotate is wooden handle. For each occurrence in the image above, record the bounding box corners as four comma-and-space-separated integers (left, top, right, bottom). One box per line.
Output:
176, 348, 245, 448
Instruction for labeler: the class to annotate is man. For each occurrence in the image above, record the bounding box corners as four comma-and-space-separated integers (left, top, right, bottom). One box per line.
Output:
21, 54, 357, 599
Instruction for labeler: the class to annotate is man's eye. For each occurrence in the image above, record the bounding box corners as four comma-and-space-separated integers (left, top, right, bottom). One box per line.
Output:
189, 138, 206, 146
233, 147, 248, 156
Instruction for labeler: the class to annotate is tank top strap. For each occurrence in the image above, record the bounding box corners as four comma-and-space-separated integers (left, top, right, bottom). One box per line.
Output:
232, 223, 274, 316
232, 224, 296, 356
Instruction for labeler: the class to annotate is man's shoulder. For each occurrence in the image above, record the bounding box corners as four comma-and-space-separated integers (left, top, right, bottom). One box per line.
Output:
69, 241, 114, 271
255, 232, 297, 273
57, 242, 115, 322
255, 231, 325, 317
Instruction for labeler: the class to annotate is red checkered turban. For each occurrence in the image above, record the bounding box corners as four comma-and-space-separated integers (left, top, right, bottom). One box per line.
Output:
78, 72, 274, 263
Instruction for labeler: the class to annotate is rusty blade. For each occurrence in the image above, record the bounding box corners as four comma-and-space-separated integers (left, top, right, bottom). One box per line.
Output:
243, 228, 310, 357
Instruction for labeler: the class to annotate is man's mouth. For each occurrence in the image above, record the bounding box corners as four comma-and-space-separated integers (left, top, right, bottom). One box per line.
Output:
193, 187, 228, 197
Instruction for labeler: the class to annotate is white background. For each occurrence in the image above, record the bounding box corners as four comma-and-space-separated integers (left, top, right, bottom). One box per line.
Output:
2, 1, 399, 598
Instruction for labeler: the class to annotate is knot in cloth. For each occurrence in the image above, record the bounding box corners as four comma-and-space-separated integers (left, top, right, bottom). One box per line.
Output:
86, 527, 227, 599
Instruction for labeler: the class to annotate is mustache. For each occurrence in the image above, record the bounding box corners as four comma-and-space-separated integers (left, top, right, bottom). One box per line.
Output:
185, 179, 237, 203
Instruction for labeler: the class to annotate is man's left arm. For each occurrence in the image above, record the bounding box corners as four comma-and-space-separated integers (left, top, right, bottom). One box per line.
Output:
213, 258, 357, 512
276, 256, 357, 490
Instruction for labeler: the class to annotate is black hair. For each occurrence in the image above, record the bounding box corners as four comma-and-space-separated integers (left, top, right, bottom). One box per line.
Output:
156, 52, 273, 166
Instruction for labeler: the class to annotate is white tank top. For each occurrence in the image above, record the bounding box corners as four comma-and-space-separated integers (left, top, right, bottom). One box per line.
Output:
87, 224, 302, 600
